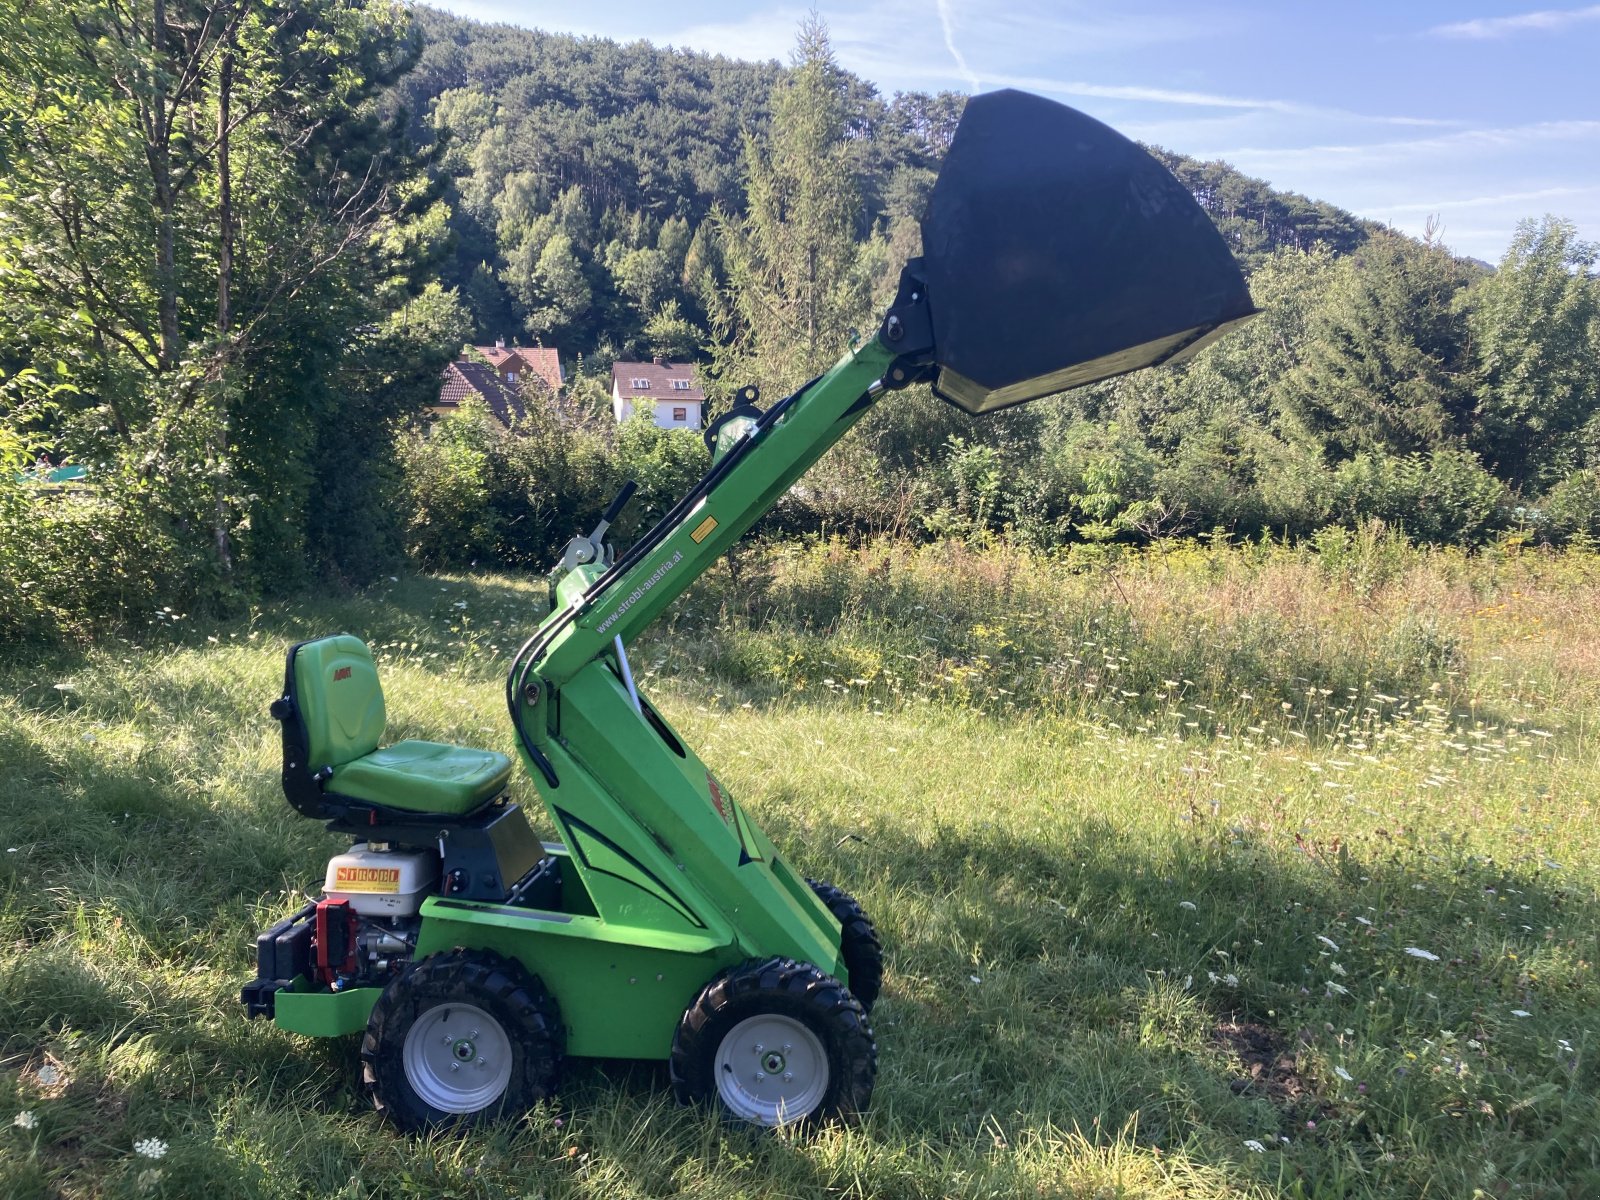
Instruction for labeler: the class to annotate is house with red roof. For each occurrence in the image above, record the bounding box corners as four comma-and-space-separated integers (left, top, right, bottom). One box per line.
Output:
610, 358, 704, 430
477, 338, 563, 395
430, 339, 565, 430
431, 361, 527, 427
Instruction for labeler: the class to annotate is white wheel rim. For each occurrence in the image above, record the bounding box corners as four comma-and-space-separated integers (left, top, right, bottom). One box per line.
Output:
402, 1002, 514, 1114
712, 1013, 829, 1126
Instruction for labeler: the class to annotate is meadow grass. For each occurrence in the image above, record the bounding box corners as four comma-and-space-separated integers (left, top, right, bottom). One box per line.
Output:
2, 536, 1599, 1199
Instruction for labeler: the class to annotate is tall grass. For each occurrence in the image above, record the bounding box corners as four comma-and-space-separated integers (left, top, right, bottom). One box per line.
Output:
3, 537, 1599, 1198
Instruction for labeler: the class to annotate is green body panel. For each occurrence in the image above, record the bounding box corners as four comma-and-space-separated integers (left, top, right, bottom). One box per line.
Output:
465, 341, 898, 1055
413, 899, 728, 1059
555, 562, 606, 611
329, 739, 510, 814
276, 981, 380, 1037
545, 661, 842, 973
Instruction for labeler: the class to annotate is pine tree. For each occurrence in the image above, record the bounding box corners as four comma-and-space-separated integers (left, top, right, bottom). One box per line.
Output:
1467, 217, 1600, 492
709, 15, 863, 398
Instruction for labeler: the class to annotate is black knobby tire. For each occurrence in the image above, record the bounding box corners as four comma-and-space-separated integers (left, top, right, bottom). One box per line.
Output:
360, 947, 563, 1132
807, 878, 884, 1012
669, 956, 875, 1127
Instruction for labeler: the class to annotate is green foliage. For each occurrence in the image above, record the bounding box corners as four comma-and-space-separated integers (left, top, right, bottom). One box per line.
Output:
615, 406, 712, 525
1466, 217, 1600, 492
394, 402, 498, 570
710, 16, 866, 395
1281, 232, 1479, 456
0, 0, 450, 635
1329, 448, 1507, 545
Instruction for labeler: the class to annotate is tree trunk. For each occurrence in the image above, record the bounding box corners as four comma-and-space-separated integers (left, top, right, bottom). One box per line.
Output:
150, 0, 179, 370
212, 42, 235, 573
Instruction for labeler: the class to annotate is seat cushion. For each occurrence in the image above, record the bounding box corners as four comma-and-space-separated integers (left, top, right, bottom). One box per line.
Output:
329, 740, 513, 816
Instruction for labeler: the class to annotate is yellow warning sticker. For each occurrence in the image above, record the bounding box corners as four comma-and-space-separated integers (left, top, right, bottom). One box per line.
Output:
334, 866, 401, 893
690, 515, 718, 543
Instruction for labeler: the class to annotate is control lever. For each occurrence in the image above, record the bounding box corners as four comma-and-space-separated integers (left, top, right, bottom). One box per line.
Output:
549, 480, 639, 609
592, 479, 637, 545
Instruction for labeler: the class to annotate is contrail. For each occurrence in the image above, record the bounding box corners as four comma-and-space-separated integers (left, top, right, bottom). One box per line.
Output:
935, 0, 981, 90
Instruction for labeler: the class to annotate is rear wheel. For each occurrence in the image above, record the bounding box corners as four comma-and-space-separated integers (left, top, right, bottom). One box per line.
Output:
670, 957, 875, 1127
807, 879, 883, 1011
361, 948, 562, 1132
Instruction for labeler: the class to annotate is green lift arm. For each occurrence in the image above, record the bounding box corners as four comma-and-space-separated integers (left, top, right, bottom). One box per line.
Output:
414, 87, 1258, 1064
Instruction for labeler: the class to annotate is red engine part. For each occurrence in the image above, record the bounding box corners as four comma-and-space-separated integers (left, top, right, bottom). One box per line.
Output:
312, 897, 359, 984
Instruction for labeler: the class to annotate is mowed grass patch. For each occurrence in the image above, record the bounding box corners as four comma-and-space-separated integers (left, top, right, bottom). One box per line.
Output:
2, 541, 1599, 1198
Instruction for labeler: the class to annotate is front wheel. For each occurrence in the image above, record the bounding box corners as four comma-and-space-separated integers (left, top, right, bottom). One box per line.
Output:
360, 948, 562, 1132
669, 957, 875, 1127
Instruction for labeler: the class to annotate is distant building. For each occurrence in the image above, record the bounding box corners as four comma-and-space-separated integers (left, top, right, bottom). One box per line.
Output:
477, 338, 563, 395
432, 361, 526, 427
611, 358, 704, 430
431, 339, 564, 430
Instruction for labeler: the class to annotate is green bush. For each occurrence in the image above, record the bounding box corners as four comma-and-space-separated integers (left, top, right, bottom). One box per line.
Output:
0, 484, 212, 643
1535, 468, 1600, 542
394, 401, 500, 569
1331, 448, 1506, 544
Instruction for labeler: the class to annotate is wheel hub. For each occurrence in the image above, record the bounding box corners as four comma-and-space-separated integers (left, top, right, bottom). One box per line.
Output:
402, 1003, 513, 1114
713, 1014, 828, 1126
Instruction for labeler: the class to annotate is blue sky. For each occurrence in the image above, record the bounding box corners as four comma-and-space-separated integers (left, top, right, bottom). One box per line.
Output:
435, 1, 1599, 264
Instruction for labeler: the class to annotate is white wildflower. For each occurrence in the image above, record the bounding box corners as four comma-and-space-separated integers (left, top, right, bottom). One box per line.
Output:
1317, 935, 1340, 951
1334, 1066, 1353, 1082
13, 1111, 37, 1130
1404, 947, 1440, 962
969, 975, 982, 985
34, 1064, 60, 1087
1511, 1009, 1532, 1018
1178, 900, 1197, 911
1325, 981, 1350, 996
1355, 916, 1372, 926
1330, 961, 1347, 976
133, 1138, 167, 1160
1243, 1139, 1266, 1153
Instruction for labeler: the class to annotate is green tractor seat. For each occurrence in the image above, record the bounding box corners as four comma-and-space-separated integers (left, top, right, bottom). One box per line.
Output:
272, 635, 512, 823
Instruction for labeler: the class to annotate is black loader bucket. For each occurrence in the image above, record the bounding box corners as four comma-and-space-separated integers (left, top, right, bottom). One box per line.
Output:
920, 89, 1257, 413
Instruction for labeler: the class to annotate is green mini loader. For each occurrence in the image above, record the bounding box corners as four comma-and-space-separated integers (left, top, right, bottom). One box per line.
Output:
241, 89, 1256, 1130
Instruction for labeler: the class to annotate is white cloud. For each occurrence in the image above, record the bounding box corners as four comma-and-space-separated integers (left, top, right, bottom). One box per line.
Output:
935, 0, 982, 91
1205, 119, 1600, 174
969, 70, 1457, 127
1428, 5, 1600, 39
1373, 185, 1598, 215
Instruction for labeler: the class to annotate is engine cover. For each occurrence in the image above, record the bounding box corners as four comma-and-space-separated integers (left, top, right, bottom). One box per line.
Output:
323, 844, 439, 916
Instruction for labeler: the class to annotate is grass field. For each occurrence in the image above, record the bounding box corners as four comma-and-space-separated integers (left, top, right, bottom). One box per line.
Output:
3, 536, 1599, 1199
